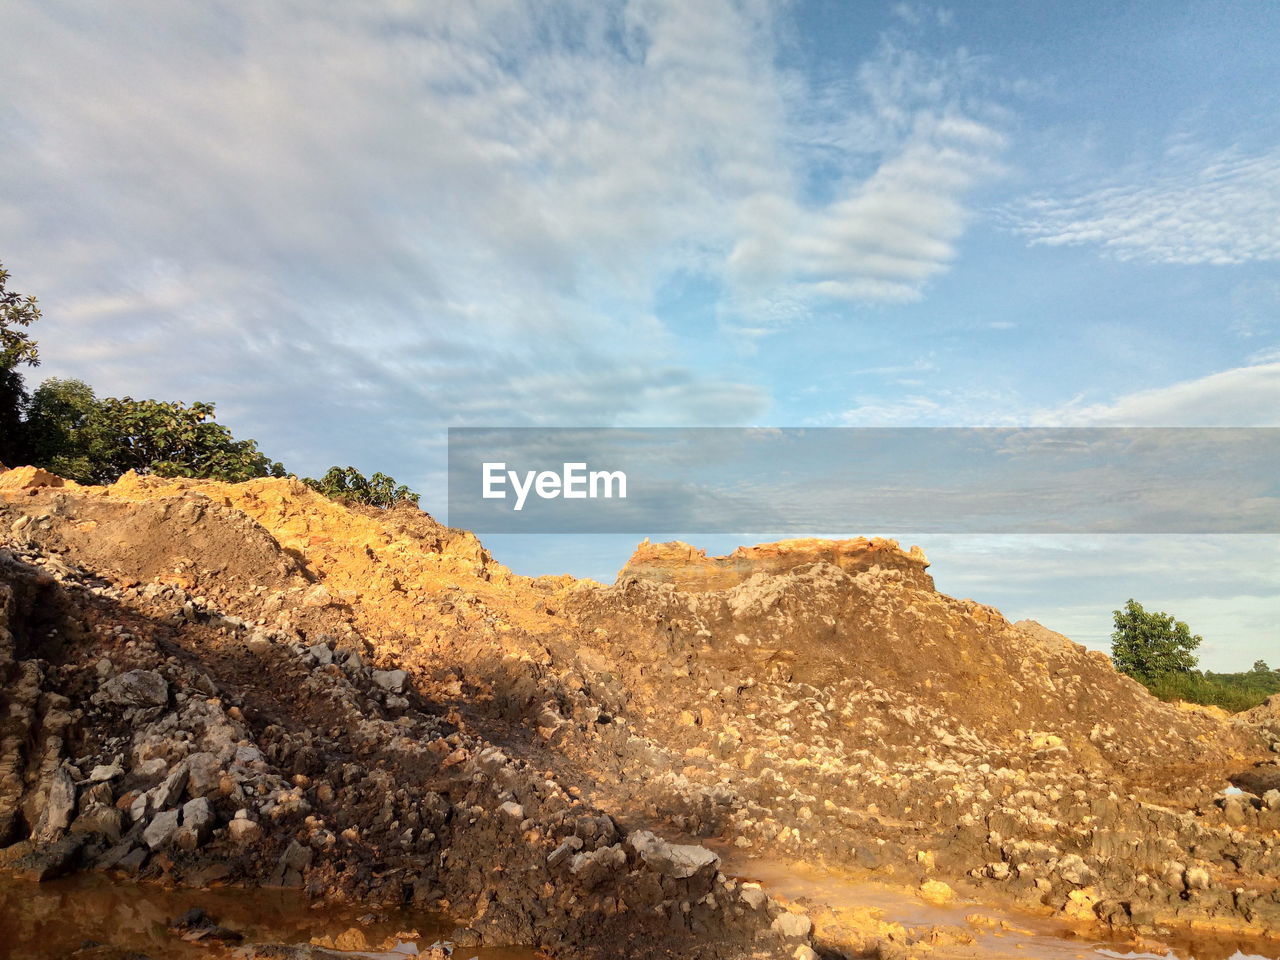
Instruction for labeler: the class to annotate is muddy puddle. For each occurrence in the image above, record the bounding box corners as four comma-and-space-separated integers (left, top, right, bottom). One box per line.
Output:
0, 873, 537, 960
720, 851, 1279, 960
1, 865, 1276, 960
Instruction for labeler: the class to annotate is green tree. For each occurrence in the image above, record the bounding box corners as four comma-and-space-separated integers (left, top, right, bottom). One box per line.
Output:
1253, 659, 1272, 674
75, 397, 285, 484
0, 366, 27, 466
304, 465, 419, 508
20, 379, 286, 486
0, 262, 40, 369
1110, 599, 1202, 682
0, 262, 42, 464
23, 377, 99, 482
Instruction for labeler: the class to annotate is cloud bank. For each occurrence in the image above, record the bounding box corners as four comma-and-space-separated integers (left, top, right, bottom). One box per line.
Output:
0, 0, 1008, 496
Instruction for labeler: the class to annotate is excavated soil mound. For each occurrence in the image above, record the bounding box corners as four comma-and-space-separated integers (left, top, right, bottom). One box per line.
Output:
0, 472, 1276, 959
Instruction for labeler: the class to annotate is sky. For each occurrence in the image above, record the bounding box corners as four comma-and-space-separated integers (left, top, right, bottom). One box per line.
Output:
1, 1, 1277, 669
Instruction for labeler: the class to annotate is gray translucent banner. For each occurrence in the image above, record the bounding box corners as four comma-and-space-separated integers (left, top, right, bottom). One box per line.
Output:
447, 427, 1280, 534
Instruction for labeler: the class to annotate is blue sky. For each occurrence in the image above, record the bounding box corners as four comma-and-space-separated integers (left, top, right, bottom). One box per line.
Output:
1, 1, 1277, 668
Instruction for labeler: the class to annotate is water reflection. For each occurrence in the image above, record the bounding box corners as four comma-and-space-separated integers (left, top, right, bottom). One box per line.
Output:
0, 874, 534, 960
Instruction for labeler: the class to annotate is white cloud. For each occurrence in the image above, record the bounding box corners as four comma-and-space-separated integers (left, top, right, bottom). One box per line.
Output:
0, 0, 1006, 493
836, 360, 1280, 428
727, 41, 1006, 322
0, 0, 788, 479
1009, 144, 1280, 265
1248, 345, 1280, 365
1041, 361, 1280, 427
890, 4, 954, 29
837, 384, 1024, 426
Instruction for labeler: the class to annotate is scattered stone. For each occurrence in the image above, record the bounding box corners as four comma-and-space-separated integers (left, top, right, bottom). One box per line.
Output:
4, 470, 1278, 959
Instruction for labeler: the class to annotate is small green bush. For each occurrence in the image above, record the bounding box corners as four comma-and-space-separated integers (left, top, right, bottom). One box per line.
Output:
303, 466, 419, 509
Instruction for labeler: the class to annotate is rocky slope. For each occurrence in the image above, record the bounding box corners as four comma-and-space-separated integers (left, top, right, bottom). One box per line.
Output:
0, 467, 1276, 958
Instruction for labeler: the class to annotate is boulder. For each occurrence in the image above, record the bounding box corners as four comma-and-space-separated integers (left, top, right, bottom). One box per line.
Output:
6, 836, 84, 881
169, 907, 244, 943
143, 809, 181, 849
919, 879, 955, 905
72, 804, 125, 841
739, 883, 767, 911
568, 844, 627, 888
302, 584, 334, 607
98, 670, 169, 709
771, 911, 813, 939
372, 669, 407, 694
181, 796, 215, 843
498, 801, 524, 821
280, 838, 313, 871
627, 829, 719, 879
152, 765, 189, 810
129, 791, 153, 824
271, 839, 313, 887
228, 816, 261, 844
185, 752, 224, 798
548, 835, 583, 868
85, 764, 124, 784
35, 766, 77, 839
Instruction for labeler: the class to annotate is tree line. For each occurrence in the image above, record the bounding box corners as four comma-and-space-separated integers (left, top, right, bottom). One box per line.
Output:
0, 261, 417, 508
